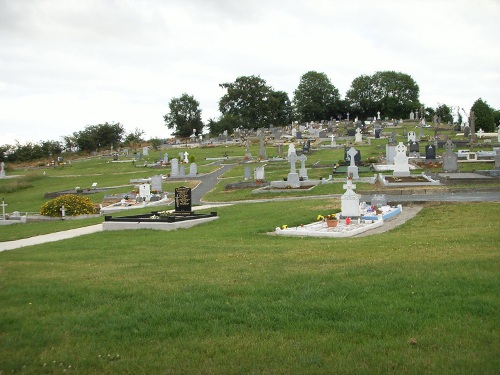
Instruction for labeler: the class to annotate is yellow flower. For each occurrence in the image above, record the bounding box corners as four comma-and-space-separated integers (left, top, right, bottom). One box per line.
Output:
317, 215, 324, 221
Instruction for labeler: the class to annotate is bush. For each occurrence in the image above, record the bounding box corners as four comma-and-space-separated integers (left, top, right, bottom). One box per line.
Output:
40, 194, 96, 217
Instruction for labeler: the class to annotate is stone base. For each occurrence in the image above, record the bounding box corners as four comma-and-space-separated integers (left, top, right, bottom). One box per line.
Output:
286, 173, 300, 188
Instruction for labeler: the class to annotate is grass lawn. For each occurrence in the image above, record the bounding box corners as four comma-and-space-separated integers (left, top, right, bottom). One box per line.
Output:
1, 200, 499, 374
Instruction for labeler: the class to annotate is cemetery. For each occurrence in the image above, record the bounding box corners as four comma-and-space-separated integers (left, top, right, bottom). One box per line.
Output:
1, 119, 499, 375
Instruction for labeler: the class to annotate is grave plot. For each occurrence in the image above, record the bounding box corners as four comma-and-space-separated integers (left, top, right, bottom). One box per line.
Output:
102, 187, 218, 231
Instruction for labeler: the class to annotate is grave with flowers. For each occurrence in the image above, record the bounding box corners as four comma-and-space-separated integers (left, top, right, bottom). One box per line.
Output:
275, 179, 402, 238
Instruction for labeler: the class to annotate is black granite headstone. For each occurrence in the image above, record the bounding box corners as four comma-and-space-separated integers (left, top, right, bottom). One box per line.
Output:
174, 186, 192, 212
425, 144, 436, 160
375, 129, 381, 138
409, 141, 420, 153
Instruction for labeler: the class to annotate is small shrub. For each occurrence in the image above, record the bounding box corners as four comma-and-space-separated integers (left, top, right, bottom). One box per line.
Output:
40, 194, 96, 217
188, 155, 196, 163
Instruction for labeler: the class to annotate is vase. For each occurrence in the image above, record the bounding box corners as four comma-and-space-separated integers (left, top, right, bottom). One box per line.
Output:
326, 219, 338, 228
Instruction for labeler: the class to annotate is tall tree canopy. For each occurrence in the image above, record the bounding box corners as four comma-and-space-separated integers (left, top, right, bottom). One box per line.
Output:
218, 75, 291, 131
164, 93, 204, 138
346, 71, 420, 119
470, 98, 495, 132
72, 122, 125, 152
293, 71, 341, 122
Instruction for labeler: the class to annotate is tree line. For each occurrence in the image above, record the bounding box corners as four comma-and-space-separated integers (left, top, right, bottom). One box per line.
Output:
165, 70, 499, 137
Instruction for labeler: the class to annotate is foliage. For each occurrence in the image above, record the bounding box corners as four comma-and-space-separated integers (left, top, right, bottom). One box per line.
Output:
164, 93, 204, 138
123, 128, 145, 147
218, 75, 291, 129
0, 140, 63, 163
208, 113, 243, 136
346, 71, 420, 119
39, 194, 96, 217
293, 71, 341, 122
471, 98, 495, 132
148, 137, 163, 150
72, 122, 125, 152
435, 103, 454, 123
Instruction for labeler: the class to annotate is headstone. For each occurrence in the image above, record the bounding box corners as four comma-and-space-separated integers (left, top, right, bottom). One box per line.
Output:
298, 154, 308, 179
386, 144, 397, 164
408, 131, 416, 143
346, 147, 359, 179
347, 129, 356, 137
258, 131, 267, 159
355, 127, 363, 144
286, 152, 300, 187
244, 166, 251, 180
170, 158, 179, 177
151, 175, 162, 192
393, 142, 410, 176
495, 149, 500, 169
377, 111, 381, 120
477, 128, 484, 138
189, 163, 197, 176
142, 146, 149, 156
0, 162, 5, 178
463, 125, 470, 137
277, 144, 283, 156
410, 111, 415, 120
287, 143, 296, 156
443, 140, 458, 172
330, 134, 336, 147
254, 166, 265, 181
245, 139, 252, 159
319, 130, 327, 138
341, 178, 360, 217
296, 131, 302, 139
174, 186, 192, 213
409, 141, 420, 157
163, 153, 169, 163
139, 184, 151, 200
302, 140, 310, 153
374, 128, 381, 138
179, 165, 186, 177
425, 144, 436, 160
344, 147, 361, 165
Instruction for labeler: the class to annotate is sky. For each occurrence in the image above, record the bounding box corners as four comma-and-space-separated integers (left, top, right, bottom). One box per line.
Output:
1, 0, 499, 146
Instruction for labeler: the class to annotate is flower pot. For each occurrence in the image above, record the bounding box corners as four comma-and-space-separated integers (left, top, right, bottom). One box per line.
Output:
325, 219, 338, 228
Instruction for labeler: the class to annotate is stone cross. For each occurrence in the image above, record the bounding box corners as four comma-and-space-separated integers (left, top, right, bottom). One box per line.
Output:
298, 154, 307, 170
377, 111, 381, 120
343, 178, 356, 191
287, 152, 299, 174
1, 198, 7, 220
445, 139, 455, 152
469, 110, 477, 147
60, 205, 66, 218
347, 147, 358, 167
183, 151, 189, 163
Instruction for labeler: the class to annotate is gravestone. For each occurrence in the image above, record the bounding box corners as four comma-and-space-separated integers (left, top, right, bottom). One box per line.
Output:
254, 166, 265, 181
495, 149, 500, 169
409, 141, 420, 157
302, 140, 310, 153
151, 175, 163, 192
330, 134, 336, 147
163, 153, 169, 163
60, 205, 66, 218
425, 144, 436, 160
469, 111, 477, 146
139, 184, 151, 199
319, 130, 327, 138
344, 147, 361, 165
393, 142, 410, 176
245, 139, 252, 159
463, 125, 470, 137
174, 186, 192, 213
298, 154, 308, 179
296, 131, 302, 139
288, 143, 296, 156
341, 178, 360, 217
410, 111, 415, 120
183, 151, 189, 163
179, 165, 186, 177
170, 158, 179, 177
374, 128, 381, 138
258, 131, 267, 159
346, 147, 359, 179
442, 140, 458, 172
244, 166, 251, 180
355, 128, 363, 144
0, 162, 5, 178
286, 152, 300, 187
347, 129, 356, 137
142, 147, 149, 156
189, 163, 197, 176
386, 144, 397, 164
277, 144, 283, 156
408, 131, 416, 143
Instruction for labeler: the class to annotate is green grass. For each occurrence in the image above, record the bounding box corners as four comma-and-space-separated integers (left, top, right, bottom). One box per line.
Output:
1, 201, 499, 374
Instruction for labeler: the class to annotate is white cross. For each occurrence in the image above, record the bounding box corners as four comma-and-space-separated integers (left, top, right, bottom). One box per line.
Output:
298, 154, 307, 169
287, 152, 299, 173
347, 147, 358, 167
343, 178, 356, 191
1, 198, 7, 220
60, 205, 66, 218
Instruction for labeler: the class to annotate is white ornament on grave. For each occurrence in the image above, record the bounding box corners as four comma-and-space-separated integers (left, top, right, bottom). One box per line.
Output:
298, 154, 308, 179
346, 147, 359, 179
183, 151, 189, 163
286, 152, 300, 187
60, 205, 66, 218
477, 128, 484, 138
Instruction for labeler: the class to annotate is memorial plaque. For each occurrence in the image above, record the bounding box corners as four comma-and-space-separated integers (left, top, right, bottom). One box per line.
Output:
174, 186, 192, 213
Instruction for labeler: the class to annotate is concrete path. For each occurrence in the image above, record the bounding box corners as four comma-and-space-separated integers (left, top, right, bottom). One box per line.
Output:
0, 224, 102, 252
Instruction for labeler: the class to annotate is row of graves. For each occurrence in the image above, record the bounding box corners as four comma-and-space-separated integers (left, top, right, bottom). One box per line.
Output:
102, 186, 218, 231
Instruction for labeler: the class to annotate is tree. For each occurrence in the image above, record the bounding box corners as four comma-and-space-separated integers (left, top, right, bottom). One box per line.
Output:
218, 75, 289, 130
293, 71, 341, 122
72, 122, 125, 152
346, 71, 420, 119
470, 98, 495, 132
164, 93, 204, 138
435, 104, 453, 124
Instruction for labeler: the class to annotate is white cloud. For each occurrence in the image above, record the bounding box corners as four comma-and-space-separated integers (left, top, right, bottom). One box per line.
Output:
1, 0, 499, 145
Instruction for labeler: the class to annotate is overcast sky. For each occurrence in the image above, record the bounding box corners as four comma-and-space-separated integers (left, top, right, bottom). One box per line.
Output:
1, 0, 499, 145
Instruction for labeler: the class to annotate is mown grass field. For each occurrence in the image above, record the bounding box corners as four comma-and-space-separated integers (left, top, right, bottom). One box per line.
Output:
1, 200, 499, 374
